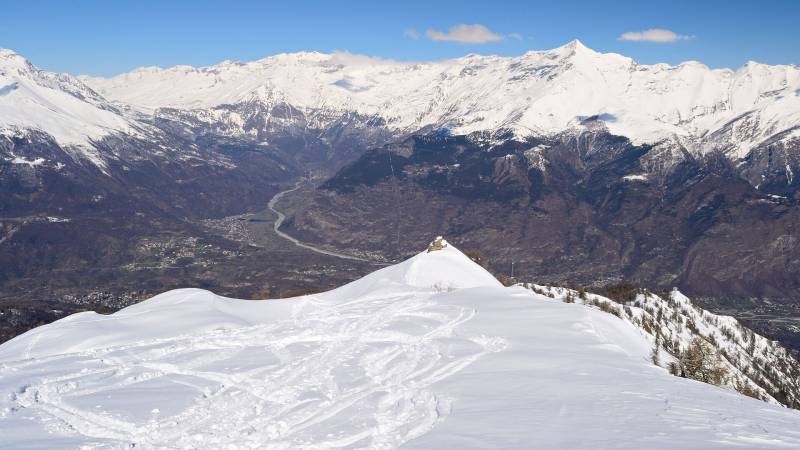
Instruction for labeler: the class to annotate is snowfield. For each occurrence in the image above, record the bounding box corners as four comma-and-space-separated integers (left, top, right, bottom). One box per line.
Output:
1, 244, 799, 448
0, 49, 138, 150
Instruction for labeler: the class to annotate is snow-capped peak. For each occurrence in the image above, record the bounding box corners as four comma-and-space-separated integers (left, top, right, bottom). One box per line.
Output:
335, 240, 501, 296
0, 48, 138, 153
0, 48, 32, 69
293, 240, 502, 302
379, 240, 501, 289
547, 38, 599, 57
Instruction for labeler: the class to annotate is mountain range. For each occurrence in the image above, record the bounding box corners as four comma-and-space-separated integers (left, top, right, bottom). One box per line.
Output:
82, 40, 800, 166
5, 41, 800, 182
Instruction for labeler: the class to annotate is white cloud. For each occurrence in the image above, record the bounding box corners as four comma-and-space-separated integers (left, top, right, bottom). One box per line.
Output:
618, 28, 691, 43
404, 29, 419, 40
327, 51, 397, 66
508, 33, 523, 41
425, 24, 505, 44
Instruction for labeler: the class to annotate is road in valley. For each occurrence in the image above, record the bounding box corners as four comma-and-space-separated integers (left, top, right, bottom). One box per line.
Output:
267, 181, 377, 263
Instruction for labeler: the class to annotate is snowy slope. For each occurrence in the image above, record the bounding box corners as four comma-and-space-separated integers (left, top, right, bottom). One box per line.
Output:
1, 243, 799, 448
0, 49, 139, 153
523, 284, 800, 409
83, 41, 800, 158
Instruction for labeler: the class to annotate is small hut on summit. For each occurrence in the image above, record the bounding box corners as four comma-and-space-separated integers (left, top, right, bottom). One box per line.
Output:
427, 236, 447, 253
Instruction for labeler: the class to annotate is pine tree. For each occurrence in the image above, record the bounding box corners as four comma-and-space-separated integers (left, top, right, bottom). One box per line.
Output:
680, 337, 728, 385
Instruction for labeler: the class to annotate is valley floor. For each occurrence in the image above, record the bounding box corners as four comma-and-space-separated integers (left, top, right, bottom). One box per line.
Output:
267, 180, 378, 263
0, 183, 383, 344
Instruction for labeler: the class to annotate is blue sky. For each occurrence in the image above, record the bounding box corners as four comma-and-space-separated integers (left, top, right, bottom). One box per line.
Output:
1, 0, 798, 76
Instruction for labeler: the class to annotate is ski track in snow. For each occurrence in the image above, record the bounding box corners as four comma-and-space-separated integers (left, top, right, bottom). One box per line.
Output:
4, 245, 800, 448
1, 290, 498, 448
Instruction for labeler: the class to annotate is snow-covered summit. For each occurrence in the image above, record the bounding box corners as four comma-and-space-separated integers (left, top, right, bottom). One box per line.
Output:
0, 48, 138, 150
333, 239, 501, 296
1, 244, 799, 448
0, 49, 30, 69
81, 41, 800, 159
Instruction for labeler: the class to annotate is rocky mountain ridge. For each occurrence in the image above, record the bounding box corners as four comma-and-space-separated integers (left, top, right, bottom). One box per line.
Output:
79, 41, 800, 183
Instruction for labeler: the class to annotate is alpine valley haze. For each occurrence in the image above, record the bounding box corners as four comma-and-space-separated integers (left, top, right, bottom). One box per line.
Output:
1, 1, 800, 447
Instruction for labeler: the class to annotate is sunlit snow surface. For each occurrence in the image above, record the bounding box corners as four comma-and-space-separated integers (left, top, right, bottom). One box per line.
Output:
0, 49, 136, 150
1, 245, 799, 448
